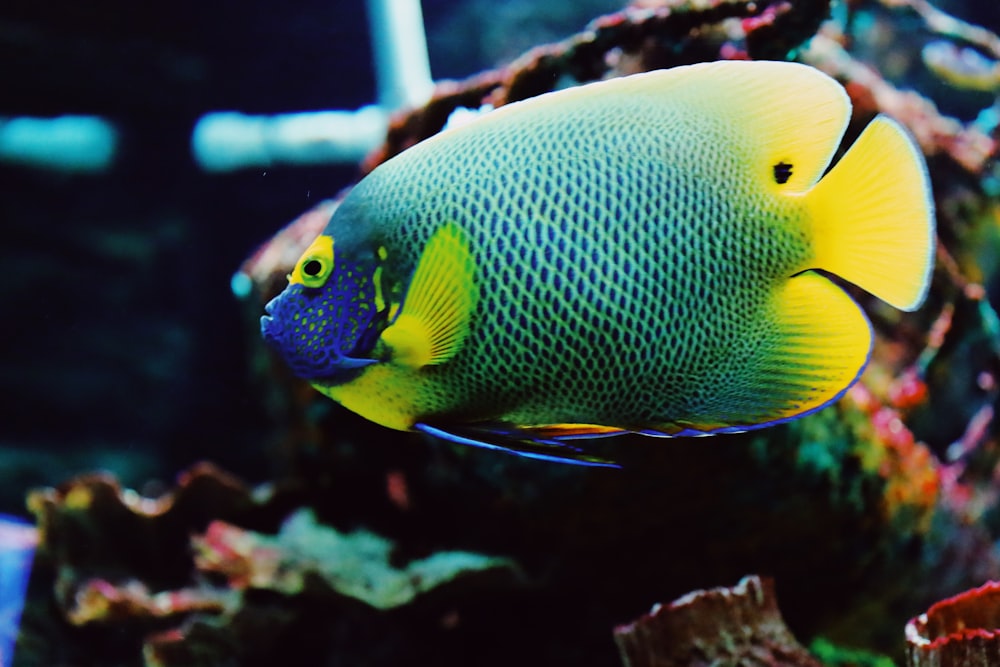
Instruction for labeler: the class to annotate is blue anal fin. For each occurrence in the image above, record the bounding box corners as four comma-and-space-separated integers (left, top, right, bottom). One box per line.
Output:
414, 423, 621, 468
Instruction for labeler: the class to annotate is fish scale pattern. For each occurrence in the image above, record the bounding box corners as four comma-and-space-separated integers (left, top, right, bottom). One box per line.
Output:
332, 86, 821, 430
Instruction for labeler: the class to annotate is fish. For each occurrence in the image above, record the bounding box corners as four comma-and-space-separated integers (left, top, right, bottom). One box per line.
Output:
260, 60, 935, 466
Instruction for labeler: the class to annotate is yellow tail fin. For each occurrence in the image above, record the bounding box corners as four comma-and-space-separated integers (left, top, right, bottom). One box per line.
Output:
805, 115, 935, 311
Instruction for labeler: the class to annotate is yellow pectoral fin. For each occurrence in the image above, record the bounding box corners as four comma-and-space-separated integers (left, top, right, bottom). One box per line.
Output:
380, 223, 478, 368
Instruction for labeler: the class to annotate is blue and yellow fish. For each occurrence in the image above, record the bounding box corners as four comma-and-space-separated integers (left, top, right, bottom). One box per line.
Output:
261, 60, 935, 466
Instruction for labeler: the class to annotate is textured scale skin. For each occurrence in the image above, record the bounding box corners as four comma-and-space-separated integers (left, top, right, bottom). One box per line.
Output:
314, 74, 827, 433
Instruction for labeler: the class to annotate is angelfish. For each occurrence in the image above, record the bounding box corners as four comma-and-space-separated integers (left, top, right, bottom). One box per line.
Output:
261, 60, 935, 466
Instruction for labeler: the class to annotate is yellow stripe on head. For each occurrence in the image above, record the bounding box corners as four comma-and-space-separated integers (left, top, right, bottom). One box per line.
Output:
290, 235, 335, 288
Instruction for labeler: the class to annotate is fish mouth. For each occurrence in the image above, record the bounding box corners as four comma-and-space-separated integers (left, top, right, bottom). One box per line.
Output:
258, 291, 377, 378
259, 311, 374, 376
260, 297, 280, 343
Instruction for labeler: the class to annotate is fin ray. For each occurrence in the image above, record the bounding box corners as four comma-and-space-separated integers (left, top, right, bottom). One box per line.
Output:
645, 273, 870, 433
380, 223, 478, 367
755, 271, 872, 424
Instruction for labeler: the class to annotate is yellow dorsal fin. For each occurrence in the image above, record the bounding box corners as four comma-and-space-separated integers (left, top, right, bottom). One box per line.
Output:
805, 115, 935, 311
380, 223, 478, 368
433, 61, 850, 194
607, 60, 852, 193
688, 61, 851, 193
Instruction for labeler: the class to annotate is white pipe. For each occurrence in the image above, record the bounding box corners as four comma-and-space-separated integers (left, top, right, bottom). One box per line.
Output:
192, 0, 435, 172
366, 0, 435, 110
191, 106, 388, 172
0, 116, 117, 172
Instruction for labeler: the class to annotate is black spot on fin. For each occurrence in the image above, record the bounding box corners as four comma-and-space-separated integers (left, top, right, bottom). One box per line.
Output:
773, 161, 794, 184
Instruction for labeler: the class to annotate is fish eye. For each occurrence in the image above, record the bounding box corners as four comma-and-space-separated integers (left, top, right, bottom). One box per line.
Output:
299, 254, 332, 288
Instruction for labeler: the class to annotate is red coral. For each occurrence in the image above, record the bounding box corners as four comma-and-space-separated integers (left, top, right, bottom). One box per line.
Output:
906, 581, 1000, 666
192, 521, 281, 590
888, 369, 929, 410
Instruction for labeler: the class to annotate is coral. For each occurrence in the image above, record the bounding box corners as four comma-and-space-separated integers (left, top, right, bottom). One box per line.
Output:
894, 0, 1000, 94
905, 581, 1000, 666
922, 41, 1000, 93
65, 579, 232, 626
613, 575, 822, 667
841, 383, 940, 534
27, 462, 262, 587
800, 33, 998, 175
192, 508, 518, 610
25, 465, 520, 666
365, 0, 434, 110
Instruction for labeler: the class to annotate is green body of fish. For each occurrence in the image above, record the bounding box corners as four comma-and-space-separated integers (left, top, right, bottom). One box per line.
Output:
262, 60, 934, 459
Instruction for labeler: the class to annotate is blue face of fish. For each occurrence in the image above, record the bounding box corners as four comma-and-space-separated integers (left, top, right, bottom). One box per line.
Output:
260, 233, 382, 380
